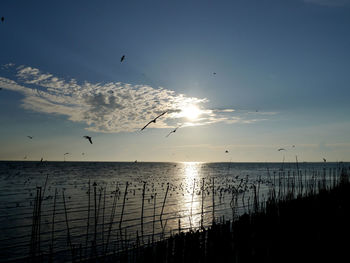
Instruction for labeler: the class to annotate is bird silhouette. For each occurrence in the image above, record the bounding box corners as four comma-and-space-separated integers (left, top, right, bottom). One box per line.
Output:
166, 125, 181, 137
323, 158, 326, 162
1, 17, 4, 23
64, 152, 69, 155
120, 55, 125, 62
278, 148, 286, 151
225, 150, 229, 153
141, 111, 167, 131
27, 136, 33, 139
83, 136, 93, 144
213, 72, 216, 75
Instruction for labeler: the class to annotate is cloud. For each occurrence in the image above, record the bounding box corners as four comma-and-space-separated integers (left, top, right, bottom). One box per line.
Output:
303, 0, 350, 6
0, 64, 270, 133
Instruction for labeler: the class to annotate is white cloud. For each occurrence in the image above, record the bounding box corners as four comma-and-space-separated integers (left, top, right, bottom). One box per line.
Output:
0, 64, 270, 133
303, 0, 350, 6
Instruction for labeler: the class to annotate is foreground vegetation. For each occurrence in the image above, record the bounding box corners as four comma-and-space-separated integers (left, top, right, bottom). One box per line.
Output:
108, 168, 350, 263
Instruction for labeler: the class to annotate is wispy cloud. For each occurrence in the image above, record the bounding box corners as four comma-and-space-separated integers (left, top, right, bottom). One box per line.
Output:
303, 0, 350, 7
0, 64, 271, 133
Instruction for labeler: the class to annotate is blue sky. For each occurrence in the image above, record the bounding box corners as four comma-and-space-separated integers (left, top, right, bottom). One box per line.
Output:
1, 0, 350, 162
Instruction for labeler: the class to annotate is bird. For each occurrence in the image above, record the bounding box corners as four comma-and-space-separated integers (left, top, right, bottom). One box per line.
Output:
225, 150, 229, 153
278, 148, 286, 151
213, 72, 216, 75
141, 111, 167, 131
27, 136, 33, 139
64, 152, 70, 155
323, 158, 326, 162
83, 135, 93, 144
1, 17, 4, 23
120, 55, 125, 62
292, 145, 295, 148
82, 152, 85, 155
166, 125, 181, 137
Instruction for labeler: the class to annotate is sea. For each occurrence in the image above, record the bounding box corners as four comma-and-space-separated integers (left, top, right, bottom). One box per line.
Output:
0, 161, 346, 262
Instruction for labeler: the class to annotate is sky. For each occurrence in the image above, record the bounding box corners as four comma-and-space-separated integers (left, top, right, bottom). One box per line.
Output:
0, 0, 350, 162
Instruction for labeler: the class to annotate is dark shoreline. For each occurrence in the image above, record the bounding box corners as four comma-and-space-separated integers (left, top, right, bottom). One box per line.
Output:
107, 170, 350, 263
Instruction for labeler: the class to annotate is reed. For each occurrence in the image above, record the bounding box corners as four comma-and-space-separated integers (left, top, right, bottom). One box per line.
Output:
119, 182, 129, 230
102, 187, 106, 248
21, 162, 349, 262
152, 193, 157, 243
49, 188, 57, 262
30, 187, 41, 261
212, 177, 215, 224
160, 183, 169, 235
85, 179, 91, 255
141, 182, 146, 245
105, 183, 119, 255
201, 178, 204, 229
190, 178, 196, 230
62, 190, 74, 262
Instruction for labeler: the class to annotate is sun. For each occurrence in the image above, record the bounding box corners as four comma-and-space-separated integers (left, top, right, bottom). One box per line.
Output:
181, 105, 201, 120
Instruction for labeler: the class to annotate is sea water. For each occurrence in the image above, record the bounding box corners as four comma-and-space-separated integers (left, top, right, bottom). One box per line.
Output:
0, 161, 344, 262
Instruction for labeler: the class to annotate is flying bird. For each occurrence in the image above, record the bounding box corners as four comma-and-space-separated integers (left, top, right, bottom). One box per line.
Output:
27, 136, 33, 139
1, 17, 4, 23
120, 55, 125, 62
225, 150, 229, 153
166, 125, 181, 137
141, 111, 167, 131
278, 148, 286, 151
64, 153, 70, 155
323, 158, 326, 162
83, 136, 93, 144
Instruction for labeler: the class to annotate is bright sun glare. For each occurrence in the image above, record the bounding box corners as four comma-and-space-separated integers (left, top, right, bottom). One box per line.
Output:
181, 105, 201, 120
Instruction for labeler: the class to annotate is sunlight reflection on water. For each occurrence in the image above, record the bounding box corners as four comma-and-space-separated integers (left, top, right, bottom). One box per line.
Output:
180, 162, 202, 230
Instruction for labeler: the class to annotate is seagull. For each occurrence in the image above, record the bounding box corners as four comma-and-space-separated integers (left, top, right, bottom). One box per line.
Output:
278, 148, 286, 151
83, 135, 93, 144
141, 111, 167, 131
27, 136, 33, 139
323, 158, 326, 162
120, 55, 125, 62
166, 125, 181, 137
